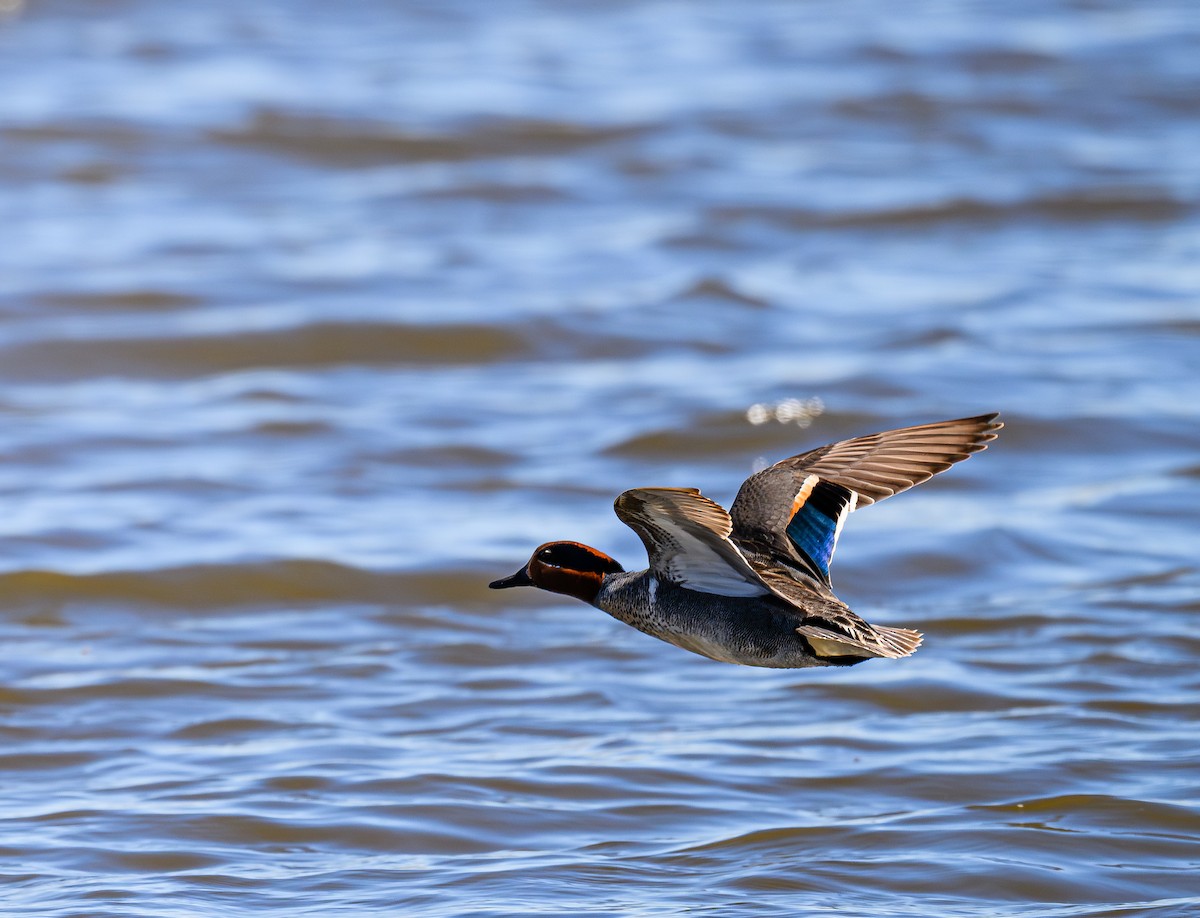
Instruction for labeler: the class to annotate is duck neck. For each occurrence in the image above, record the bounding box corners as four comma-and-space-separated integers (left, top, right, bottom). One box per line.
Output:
591, 570, 652, 619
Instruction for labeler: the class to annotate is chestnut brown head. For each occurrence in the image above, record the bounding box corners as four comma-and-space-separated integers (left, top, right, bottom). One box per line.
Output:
489, 541, 624, 604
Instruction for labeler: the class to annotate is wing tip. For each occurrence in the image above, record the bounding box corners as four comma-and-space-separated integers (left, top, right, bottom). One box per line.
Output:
934, 411, 1003, 456
967, 410, 1004, 439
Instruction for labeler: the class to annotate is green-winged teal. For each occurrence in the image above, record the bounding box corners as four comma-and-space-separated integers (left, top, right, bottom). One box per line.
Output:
490, 414, 1002, 668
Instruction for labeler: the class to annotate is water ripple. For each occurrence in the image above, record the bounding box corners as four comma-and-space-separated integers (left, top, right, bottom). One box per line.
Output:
2, 0, 1199, 914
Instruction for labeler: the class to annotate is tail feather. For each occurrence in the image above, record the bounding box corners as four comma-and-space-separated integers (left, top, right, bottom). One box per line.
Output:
873, 625, 923, 658
796, 623, 923, 660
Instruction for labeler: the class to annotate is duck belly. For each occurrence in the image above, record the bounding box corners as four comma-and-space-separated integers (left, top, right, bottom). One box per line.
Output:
597, 575, 836, 668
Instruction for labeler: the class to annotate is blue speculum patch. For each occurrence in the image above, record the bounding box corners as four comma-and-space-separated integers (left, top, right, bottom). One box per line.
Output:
785, 479, 853, 582
786, 505, 838, 581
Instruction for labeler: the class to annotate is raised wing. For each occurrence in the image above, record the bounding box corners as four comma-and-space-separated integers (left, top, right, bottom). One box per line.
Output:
614, 487, 771, 598
615, 487, 924, 660
730, 413, 1002, 586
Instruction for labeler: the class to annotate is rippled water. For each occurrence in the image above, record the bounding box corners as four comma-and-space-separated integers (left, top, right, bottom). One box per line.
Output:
2, 0, 1199, 914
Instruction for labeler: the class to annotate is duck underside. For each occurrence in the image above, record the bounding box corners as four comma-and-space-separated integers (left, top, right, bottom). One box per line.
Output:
669, 628, 868, 668
595, 571, 895, 669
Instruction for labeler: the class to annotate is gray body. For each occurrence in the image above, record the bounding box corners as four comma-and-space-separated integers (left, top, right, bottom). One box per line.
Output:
595, 570, 852, 668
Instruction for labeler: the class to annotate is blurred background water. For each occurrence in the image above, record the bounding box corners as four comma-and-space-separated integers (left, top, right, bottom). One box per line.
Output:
2, 0, 1199, 915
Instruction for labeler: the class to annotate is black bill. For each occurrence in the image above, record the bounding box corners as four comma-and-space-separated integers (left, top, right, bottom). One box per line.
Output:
488, 567, 533, 589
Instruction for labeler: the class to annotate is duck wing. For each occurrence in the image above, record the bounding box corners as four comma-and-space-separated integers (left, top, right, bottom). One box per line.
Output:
615, 487, 923, 660
730, 413, 1002, 587
614, 487, 771, 597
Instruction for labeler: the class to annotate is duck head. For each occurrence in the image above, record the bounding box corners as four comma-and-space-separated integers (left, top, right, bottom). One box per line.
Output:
489, 541, 625, 604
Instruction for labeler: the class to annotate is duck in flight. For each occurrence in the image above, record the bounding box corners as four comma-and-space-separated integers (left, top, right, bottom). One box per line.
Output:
490, 414, 1001, 668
